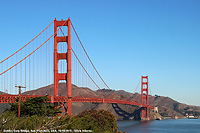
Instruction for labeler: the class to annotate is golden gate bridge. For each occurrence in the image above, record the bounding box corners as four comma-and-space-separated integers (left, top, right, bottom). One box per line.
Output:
0, 18, 154, 120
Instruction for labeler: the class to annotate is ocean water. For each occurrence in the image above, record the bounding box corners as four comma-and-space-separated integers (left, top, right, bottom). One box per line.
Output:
117, 119, 200, 133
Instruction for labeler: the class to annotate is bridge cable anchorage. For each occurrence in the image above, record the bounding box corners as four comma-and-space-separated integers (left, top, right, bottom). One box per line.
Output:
0, 21, 67, 76
0, 20, 54, 64
71, 22, 121, 99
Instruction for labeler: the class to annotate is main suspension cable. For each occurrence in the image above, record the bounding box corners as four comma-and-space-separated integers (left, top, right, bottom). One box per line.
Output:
71, 22, 120, 98
0, 20, 54, 64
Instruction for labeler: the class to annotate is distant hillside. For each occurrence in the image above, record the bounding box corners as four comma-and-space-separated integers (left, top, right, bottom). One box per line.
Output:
1, 83, 200, 119
153, 95, 200, 117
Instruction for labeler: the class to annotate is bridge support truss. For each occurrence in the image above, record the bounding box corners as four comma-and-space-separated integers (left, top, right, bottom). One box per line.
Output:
54, 18, 72, 115
141, 76, 149, 120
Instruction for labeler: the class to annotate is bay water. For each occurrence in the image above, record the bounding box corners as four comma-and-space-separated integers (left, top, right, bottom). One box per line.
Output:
117, 119, 200, 133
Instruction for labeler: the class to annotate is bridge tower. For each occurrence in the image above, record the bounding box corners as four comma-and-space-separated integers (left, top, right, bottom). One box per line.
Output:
141, 76, 149, 120
54, 18, 72, 115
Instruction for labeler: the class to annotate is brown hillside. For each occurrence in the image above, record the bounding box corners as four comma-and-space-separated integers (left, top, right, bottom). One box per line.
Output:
1, 84, 200, 119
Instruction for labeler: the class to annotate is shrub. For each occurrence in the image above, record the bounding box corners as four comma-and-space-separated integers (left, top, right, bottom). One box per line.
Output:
71, 109, 119, 133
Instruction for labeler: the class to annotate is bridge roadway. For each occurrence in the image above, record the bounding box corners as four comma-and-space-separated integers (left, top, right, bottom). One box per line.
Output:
0, 95, 154, 109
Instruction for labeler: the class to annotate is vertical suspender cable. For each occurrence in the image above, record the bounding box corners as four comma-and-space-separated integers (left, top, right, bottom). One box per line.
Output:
29, 45, 30, 95
16, 55, 17, 94
41, 32, 43, 95
33, 41, 35, 94
1, 64, 2, 93
46, 28, 47, 88
6, 61, 8, 94
25, 47, 26, 94
20, 50, 22, 89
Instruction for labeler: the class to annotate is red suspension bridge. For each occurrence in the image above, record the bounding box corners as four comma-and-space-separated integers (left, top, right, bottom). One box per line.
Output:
0, 18, 154, 120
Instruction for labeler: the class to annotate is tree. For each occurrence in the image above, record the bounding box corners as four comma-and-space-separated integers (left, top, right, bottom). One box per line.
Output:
10, 96, 61, 117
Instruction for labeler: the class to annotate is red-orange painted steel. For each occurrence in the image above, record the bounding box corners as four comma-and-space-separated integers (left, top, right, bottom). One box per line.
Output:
67, 18, 72, 115
54, 19, 59, 96
141, 76, 149, 120
54, 18, 72, 115
0, 19, 155, 118
0, 94, 154, 109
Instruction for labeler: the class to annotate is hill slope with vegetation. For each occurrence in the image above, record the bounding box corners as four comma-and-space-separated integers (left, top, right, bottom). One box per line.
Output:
0, 96, 120, 133
1, 83, 200, 119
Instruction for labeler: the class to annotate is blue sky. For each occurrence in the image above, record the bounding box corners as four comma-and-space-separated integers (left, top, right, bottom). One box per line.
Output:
0, 0, 200, 106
